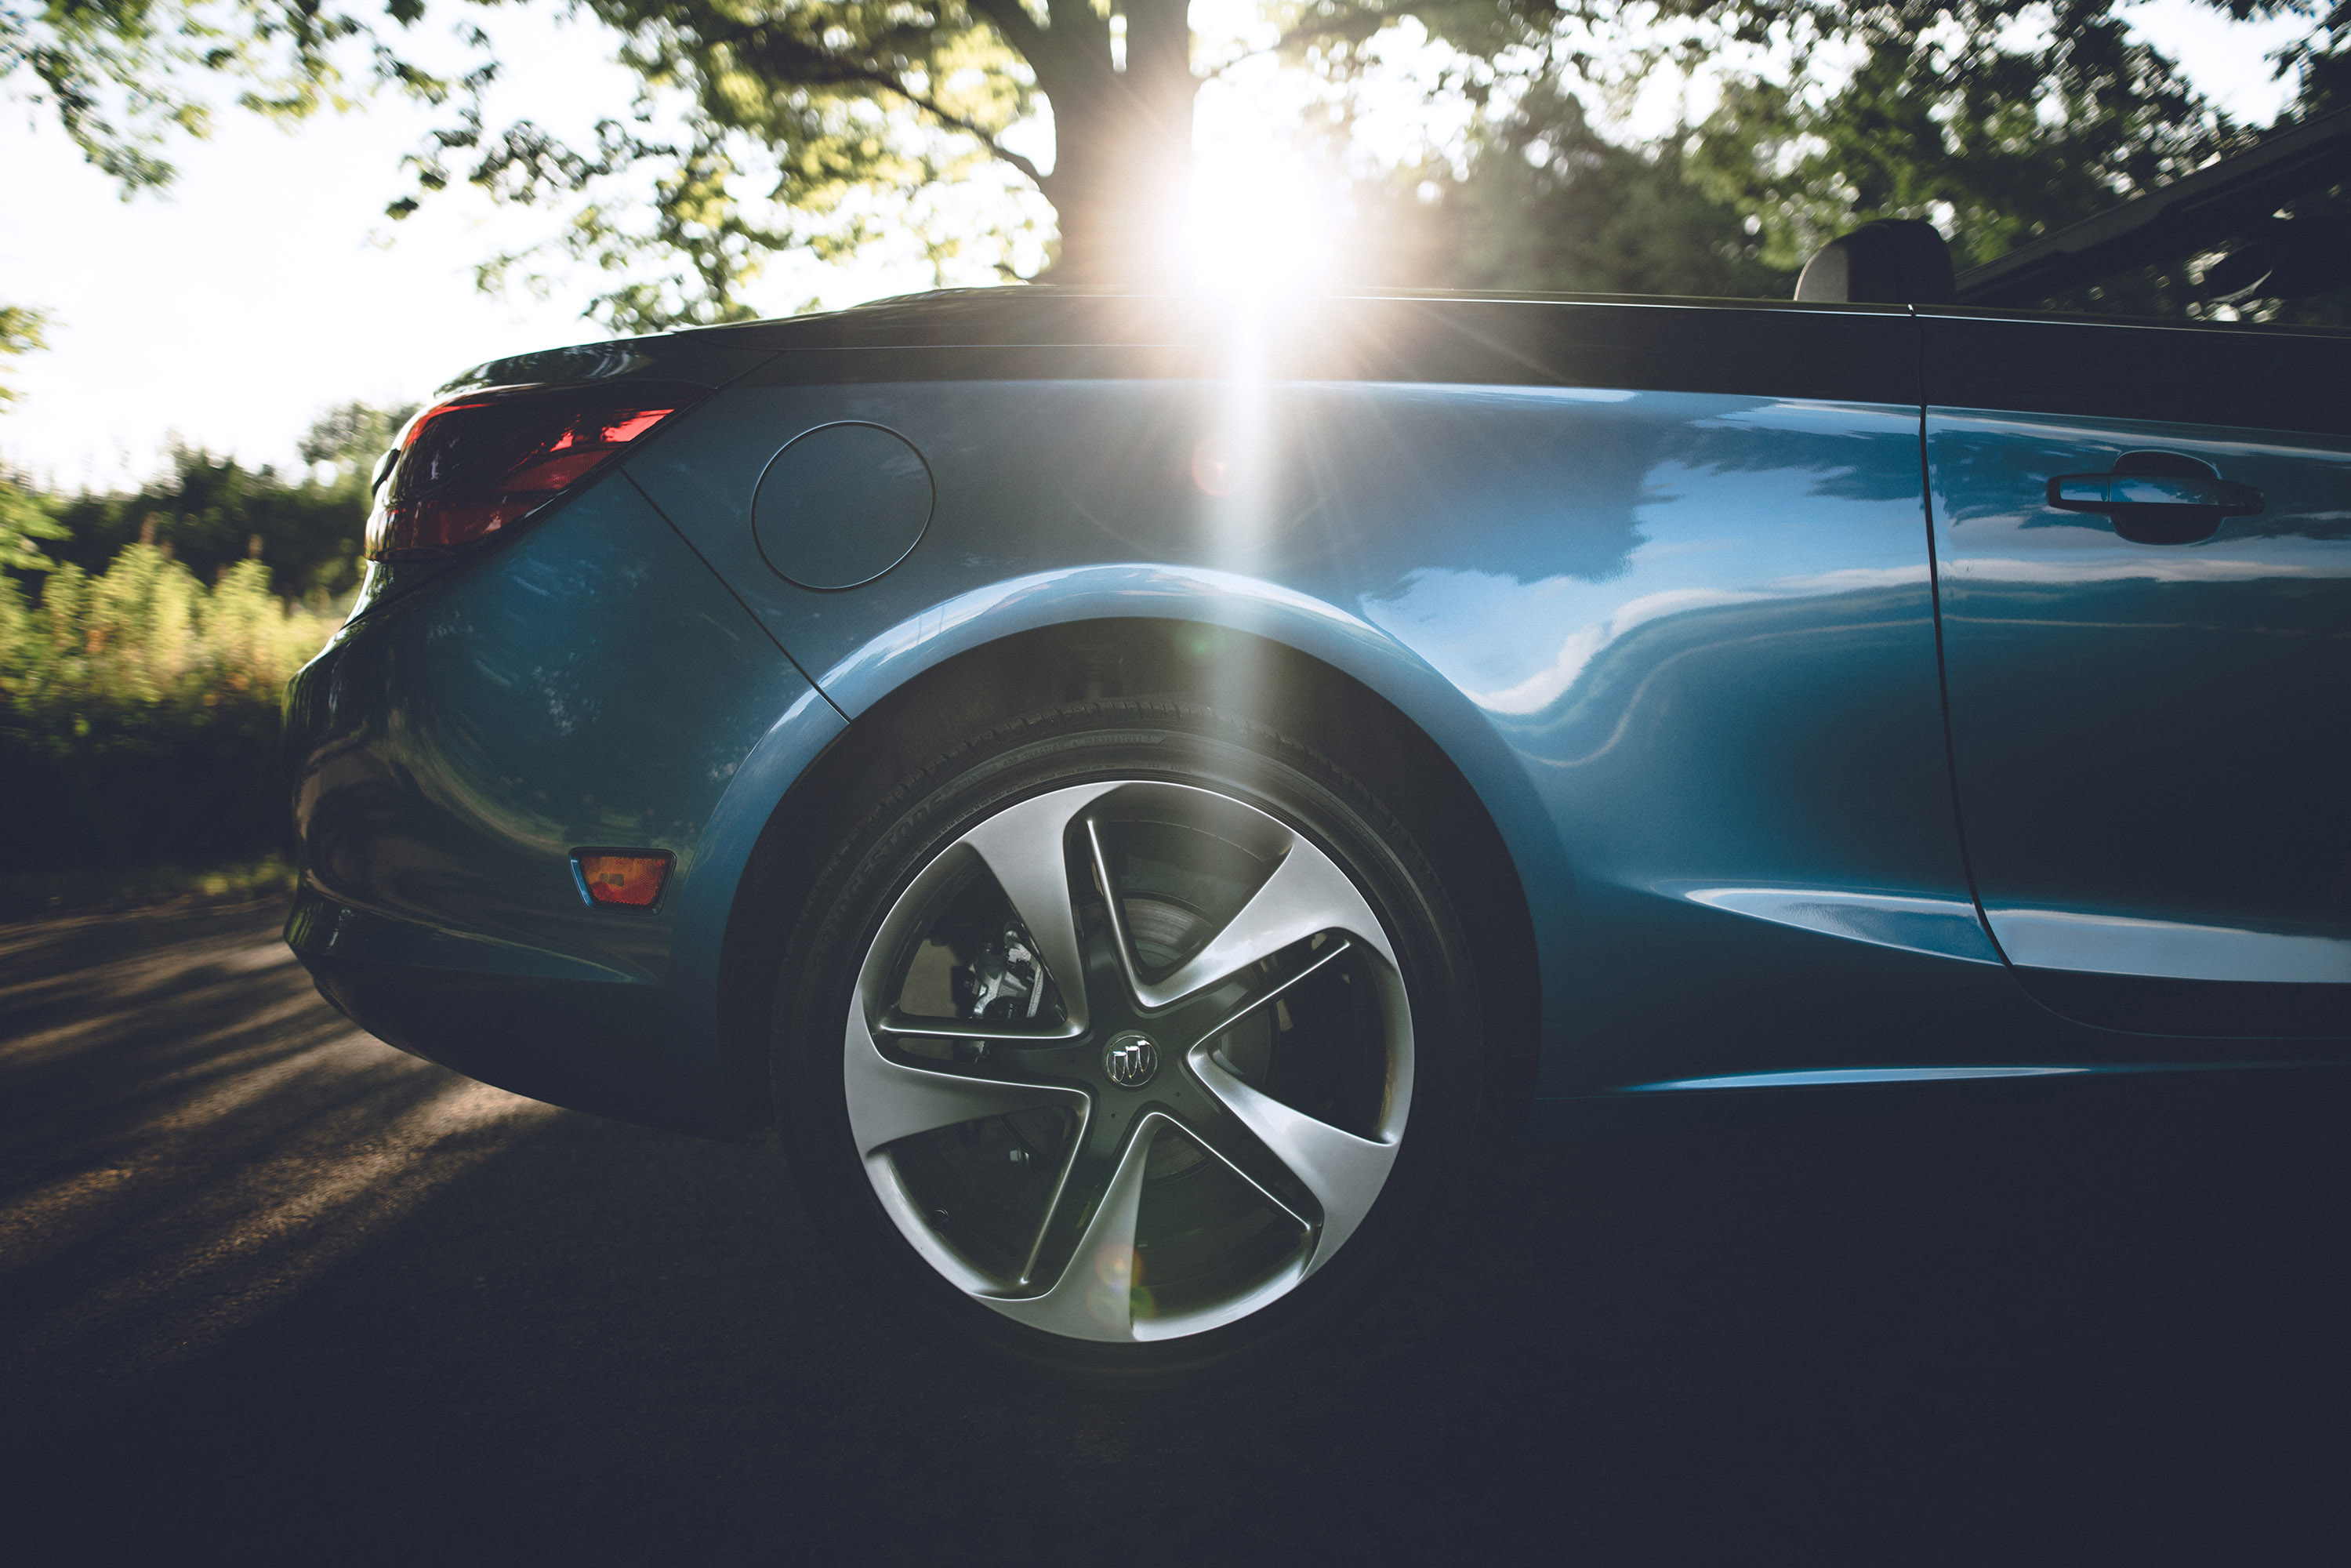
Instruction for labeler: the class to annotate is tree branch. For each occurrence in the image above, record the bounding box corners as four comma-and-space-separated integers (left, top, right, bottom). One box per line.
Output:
968, 0, 1082, 92
825, 57, 1052, 188
964, 0, 1046, 59
710, 20, 1055, 191
1194, 10, 1395, 82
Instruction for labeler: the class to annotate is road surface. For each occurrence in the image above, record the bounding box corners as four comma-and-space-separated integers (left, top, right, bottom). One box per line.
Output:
2, 899, 2342, 1562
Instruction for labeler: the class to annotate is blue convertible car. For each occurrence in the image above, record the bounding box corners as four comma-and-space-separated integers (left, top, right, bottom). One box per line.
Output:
283, 175, 2349, 1375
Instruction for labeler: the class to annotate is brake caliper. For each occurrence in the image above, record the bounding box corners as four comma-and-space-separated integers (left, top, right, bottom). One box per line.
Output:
952, 919, 1047, 1061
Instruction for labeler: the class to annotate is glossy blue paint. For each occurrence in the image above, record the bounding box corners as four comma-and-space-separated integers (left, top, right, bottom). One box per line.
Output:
1926, 407, 2351, 1032
658, 678, 845, 1103
281, 290, 2351, 1138
629, 387, 1592, 1091
1984, 909, 2351, 984
630, 367, 2059, 1094
753, 422, 935, 590
1628, 1065, 2088, 1091
284, 471, 831, 1129
1668, 888, 2002, 965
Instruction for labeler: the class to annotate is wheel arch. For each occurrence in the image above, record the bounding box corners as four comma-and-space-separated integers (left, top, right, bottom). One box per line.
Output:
712, 614, 1550, 1132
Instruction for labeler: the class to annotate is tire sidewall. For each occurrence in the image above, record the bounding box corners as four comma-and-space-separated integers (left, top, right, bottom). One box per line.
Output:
772, 702, 1485, 1386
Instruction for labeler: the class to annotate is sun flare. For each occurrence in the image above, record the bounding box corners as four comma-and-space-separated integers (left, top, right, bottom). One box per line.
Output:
1181, 153, 1339, 295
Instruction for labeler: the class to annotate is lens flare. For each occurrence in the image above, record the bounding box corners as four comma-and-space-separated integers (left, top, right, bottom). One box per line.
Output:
1181, 152, 1337, 296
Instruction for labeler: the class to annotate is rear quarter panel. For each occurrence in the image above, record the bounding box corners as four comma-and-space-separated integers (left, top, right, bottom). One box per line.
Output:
285, 474, 841, 1127
634, 303, 2096, 1094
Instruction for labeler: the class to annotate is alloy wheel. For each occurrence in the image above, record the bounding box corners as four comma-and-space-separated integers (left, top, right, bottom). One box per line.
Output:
843, 779, 1415, 1342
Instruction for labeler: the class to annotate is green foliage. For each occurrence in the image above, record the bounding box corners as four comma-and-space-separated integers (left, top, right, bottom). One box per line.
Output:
19, 0, 2335, 321
29, 401, 409, 601
42, 445, 370, 602
297, 397, 414, 470
1377, 2, 2340, 313
2270, 1, 2349, 118
1408, 85, 1794, 297
0, 303, 48, 406
2, 309, 71, 575
0, 852, 297, 915
0, 396, 386, 884
400, 0, 1156, 321
0, 543, 341, 872
0, 0, 437, 191
390, 0, 1620, 319
2, 303, 68, 574
1682, 4, 2234, 277
1664, 2, 2351, 318
0, 474, 71, 574
0, 545, 333, 737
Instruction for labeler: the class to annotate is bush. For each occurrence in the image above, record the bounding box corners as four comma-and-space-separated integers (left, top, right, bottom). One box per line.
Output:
44, 443, 375, 604
0, 545, 342, 875
33, 402, 412, 604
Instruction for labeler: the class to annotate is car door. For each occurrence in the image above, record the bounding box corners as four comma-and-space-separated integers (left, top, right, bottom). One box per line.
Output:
1921, 311, 2351, 1037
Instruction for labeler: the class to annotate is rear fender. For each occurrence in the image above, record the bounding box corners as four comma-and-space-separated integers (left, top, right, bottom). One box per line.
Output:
679, 566, 1572, 1114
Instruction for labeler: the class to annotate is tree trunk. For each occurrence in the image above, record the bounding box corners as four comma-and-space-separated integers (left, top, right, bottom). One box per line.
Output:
1019, 0, 1198, 285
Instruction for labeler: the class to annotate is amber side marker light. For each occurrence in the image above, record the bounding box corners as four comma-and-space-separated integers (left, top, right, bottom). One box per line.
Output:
572, 850, 673, 910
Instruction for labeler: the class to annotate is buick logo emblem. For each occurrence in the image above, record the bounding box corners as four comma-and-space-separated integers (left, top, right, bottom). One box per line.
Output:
1102, 1033, 1159, 1090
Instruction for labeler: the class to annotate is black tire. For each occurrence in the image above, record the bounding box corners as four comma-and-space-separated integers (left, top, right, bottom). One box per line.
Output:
771, 699, 1488, 1385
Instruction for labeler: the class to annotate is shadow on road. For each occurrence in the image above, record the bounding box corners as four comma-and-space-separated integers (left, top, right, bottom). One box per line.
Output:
2, 902, 2343, 1563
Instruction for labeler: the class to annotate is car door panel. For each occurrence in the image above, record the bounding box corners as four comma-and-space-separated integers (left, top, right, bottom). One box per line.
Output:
1923, 314, 2351, 1040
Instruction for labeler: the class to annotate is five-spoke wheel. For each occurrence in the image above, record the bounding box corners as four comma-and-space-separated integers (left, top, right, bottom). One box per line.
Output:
775, 702, 1476, 1376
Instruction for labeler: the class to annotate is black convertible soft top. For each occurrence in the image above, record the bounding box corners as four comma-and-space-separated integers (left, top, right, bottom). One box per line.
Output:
1957, 104, 2351, 307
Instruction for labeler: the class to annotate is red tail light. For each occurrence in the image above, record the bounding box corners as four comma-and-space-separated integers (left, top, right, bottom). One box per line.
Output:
365, 383, 701, 561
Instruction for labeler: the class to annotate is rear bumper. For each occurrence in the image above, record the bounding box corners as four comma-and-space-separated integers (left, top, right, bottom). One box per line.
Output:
281, 472, 844, 1135
296, 936, 674, 1127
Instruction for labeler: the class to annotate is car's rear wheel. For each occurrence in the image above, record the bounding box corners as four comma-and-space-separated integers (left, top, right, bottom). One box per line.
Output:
772, 700, 1485, 1382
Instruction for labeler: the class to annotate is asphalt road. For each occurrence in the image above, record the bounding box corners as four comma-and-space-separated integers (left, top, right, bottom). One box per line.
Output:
2, 899, 2343, 1564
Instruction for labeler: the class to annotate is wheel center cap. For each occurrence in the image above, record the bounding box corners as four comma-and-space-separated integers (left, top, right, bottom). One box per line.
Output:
1102, 1032, 1160, 1091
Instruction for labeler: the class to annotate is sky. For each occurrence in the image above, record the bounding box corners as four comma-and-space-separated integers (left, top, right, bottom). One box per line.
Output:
0, 0, 2317, 488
